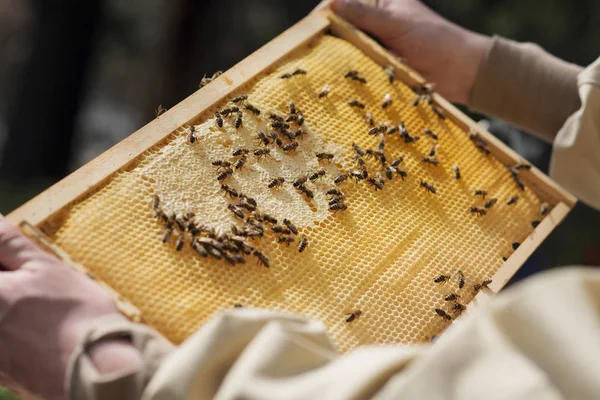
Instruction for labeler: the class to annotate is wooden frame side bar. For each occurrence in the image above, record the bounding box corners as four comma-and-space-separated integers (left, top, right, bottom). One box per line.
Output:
7, 13, 331, 227
327, 13, 577, 208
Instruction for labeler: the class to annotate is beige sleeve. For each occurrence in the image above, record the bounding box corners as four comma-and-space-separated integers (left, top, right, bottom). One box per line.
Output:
469, 36, 582, 142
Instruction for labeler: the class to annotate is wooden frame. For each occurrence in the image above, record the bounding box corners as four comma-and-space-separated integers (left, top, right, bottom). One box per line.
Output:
3, 7, 577, 400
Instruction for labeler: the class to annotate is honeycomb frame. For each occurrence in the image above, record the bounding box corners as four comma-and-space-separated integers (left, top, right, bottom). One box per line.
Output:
8, 11, 576, 351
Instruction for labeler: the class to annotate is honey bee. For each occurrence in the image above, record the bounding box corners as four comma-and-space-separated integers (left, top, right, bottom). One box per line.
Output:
347, 99, 366, 109
291, 68, 307, 76
411, 95, 422, 107
279, 72, 292, 79
162, 226, 173, 243
352, 143, 366, 157
444, 293, 460, 302
368, 126, 380, 136
233, 303, 244, 308
484, 198, 498, 209
152, 194, 161, 211
279, 129, 296, 140
469, 206, 487, 216
385, 166, 395, 180
457, 270, 465, 289
531, 220, 540, 228
435, 308, 452, 321
334, 173, 349, 184
344, 70, 358, 78
450, 165, 461, 180
423, 128, 438, 140
220, 106, 240, 117
540, 202, 549, 216
383, 65, 395, 83
367, 172, 385, 190
262, 214, 278, 225
431, 105, 446, 120
422, 156, 439, 166
287, 101, 297, 115
234, 114, 243, 129
253, 250, 270, 268
365, 112, 374, 126
254, 148, 271, 159
298, 235, 308, 253
378, 134, 386, 152
255, 132, 269, 146
328, 196, 345, 206
269, 113, 284, 121
396, 168, 408, 180
212, 160, 232, 169
282, 142, 298, 153
512, 242, 520, 250
511, 174, 525, 191
502, 256, 508, 262
285, 114, 297, 123
191, 239, 209, 257
293, 175, 309, 188
233, 156, 246, 170
238, 199, 257, 212
187, 126, 197, 143
420, 181, 437, 194
352, 75, 367, 84
350, 170, 366, 181
507, 195, 518, 205
404, 134, 420, 144
428, 144, 440, 157
277, 235, 295, 246
208, 247, 223, 260
220, 184, 239, 198
232, 95, 248, 103
297, 184, 314, 199
389, 157, 404, 168
382, 93, 393, 109
345, 310, 362, 323
175, 233, 185, 251
434, 274, 451, 284
330, 203, 348, 213
156, 104, 167, 118
283, 219, 298, 235
474, 189, 488, 198
297, 113, 305, 126
216, 168, 233, 181
214, 112, 224, 128
232, 148, 250, 157
514, 163, 532, 171
309, 169, 326, 181
475, 141, 491, 155
271, 121, 290, 130
326, 188, 343, 197
244, 103, 261, 116
228, 204, 245, 219
452, 303, 466, 314
268, 177, 285, 189
318, 84, 330, 99
272, 225, 291, 235
473, 279, 492, 293
316, 152, 334, 162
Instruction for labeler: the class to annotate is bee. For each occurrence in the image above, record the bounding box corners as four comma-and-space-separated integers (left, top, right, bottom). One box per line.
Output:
420, 181, 437, 194
345, 310, 362, 323
152, 194, 162, 211
457, 270, 465, 289
272, 225, 291, 235
269, 113, 284, 122
232, 95, 248, 103
318, 84, 330, 98
156, 104, 167, 118
387, 125, 399, 135
334, 173, 349, 184
411, 95, 422, 107
452, 303, 466, 314
254, 148, 271, 159
396, 168, 408, 180
283, 219, 298, 235
220, 184, 239, 198
328, 196, 345, 206
514, 163, 531, 171
228, 204, 245, 219
484, 198, 498, 209
512, 242, 520, 250
293, 175, 309, 188
422, 156, 439, 166
378, 134, 386, 152
398, 123, 408, 138
233, 303, 244, 308
475, 141, 491, 155
280, 72, 292, 79
330, 203, 348, 213
254, 250, 270, 268
448, 165, 461, 180
351, 75, 367, 84
540, 202, 549, 216
309, 169, 326, 181
282, 142, 298, 153
344, 70, 359, 78
368, 126, 380, 136
351, 170, 367, 181
365, 112, 374, 126
271, 121, 290, 130
383, 65, 395, 83
187, 126, 197, 143
469, 206, 487, 216
162, 226, 173, 243
212, 160, 232, 169
444, 293, 460, 302
295, 129, 306, 139
385, 166, 395, 180
532, 220, 540, 228
220, 106, 240, 117
244, 103, 261, 116
287, 101, 297, 115
474, 189, 488, 199
473, 279, 492, 293
286, 114, 297, 123
423, 128, 438, 141
298, 235, 308, 253
507, 195, 518, 205
256, 132, 270, 146
291, 68, 307, 76
326, 188, 343, 197
367, 173, 385, 191
232, 148, 249, 157
233, 156, 246, 170
434, 274, 451, 284
208, 247, 223, 260
404, 134, 420, 144
435, 308, 452, 321
238, 199, 256, 212
277, 235, 295, 246
502, 256, 508, 262
347, 99, 366, 109
214, 112, 224, 128
431, 105, 446, 120
297, 184, 314, 199
234, 114, 243, 129
262, 214, 278, 225
175, 234, 185, 251
297, 113, 304, 126
352, 143, 366, 157
382, 93, 393, 109
390, 157, 404, 168
279, 129, 296, 140
191, 239, 209, 257
216, 168, 233, 181
268, 177, 285, 189
428, 144, 440, 157
511, 174, 525, 191
316, 152, 334, 162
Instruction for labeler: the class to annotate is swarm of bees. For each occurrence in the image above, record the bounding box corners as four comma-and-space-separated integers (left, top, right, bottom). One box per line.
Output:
433, 270, 492, 321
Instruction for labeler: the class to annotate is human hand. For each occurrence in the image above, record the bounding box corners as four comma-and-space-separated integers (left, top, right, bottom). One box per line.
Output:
0, 215, 142, 400
328, 0, 492, 104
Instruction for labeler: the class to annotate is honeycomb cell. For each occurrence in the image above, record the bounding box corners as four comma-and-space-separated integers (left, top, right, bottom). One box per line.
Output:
41, 34, 556, 353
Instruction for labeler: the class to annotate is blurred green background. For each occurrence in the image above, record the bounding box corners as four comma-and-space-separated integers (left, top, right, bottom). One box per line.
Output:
0, 0, 598, 398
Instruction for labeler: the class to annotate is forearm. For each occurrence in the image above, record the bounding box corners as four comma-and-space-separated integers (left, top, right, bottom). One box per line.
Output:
469, 36, 583, 142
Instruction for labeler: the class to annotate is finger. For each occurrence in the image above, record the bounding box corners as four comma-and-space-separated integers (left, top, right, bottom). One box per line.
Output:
331, 0, 393, 37
0, 214, 54, 271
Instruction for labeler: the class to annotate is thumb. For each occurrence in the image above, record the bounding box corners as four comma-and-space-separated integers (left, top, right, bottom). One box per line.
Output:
331, 0, 394, 38
0, 215, 54, 271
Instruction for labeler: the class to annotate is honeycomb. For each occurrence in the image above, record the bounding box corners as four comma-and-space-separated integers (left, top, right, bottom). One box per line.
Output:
41, 34, 556, 352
